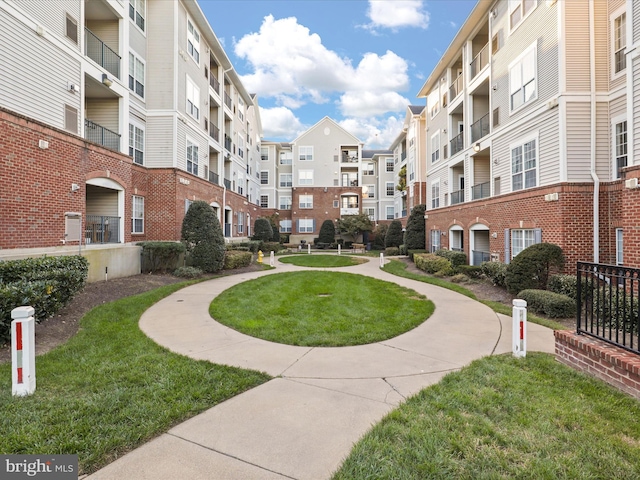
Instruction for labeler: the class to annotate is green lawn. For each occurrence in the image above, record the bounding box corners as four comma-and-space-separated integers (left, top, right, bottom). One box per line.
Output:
209, 271, 434, 346
334, 353, 640, 479
0, 282, 270, 475
279, 254, 365, 267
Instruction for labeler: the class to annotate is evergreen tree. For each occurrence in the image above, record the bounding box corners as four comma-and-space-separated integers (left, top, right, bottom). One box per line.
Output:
385, 220, 404, 248
181, 201, 225, 273
318, 219, 336, 244
404, 204, 426, 250
253, 217, 273, 242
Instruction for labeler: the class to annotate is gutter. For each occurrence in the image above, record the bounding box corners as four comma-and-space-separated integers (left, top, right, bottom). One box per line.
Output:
589, 0, 599, 263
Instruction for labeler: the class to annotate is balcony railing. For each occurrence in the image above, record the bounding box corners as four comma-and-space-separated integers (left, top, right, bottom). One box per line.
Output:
401, 151, 407, 161
85, 119, 120, 151
224, 134, 232, 152
471, 112, 490, 143
224, 223, 231, 237
450, 189, 465, 205
85, 215, 119, 244
224, 92, 232, 109
472, 181, 490, 200
469, 42, 489, 79
223, 178, 231, 189
209, 74, 220, 94
208, 171, 219, 185
472, 250, 491, 265
85, 28, 120, 79
209, 123, 219, 142
450, 131, 464, 156
341, 154, 358, 163
449, 72, 463, 100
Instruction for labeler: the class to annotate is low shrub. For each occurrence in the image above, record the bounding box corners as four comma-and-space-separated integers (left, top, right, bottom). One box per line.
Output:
505, 243, 564, 294
259, 242, 281, 253
449, 273, 469, 284
414, 253, 454, 276
224, 251, 252, 270
399, 244, 408, 256
173, 266, 203, 278
457, 265, 483, 279
588, 285, 640, 335
481, 262, 508, 287
385, 247, 400, 256
547, 274, 589, 300
435, 249, 468, 269
407, 249, 427, 262
139, 241, 185, 273
518, 289, 576, 318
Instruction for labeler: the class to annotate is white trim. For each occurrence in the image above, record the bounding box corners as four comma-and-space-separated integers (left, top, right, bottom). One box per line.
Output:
128, 0, 146, 36
298, 169, 313, 185
430, 130, 441, 163
128, 49, 146, 100
186, 135, 200, 177
610, 5, 627, 81
508, 0, 537, 35
187, 16, 201, 66
132, 195, 144, 234
611, 114, 627, 180
430, 179, 440, 209
128, 119, 145, 166
186, 74, 200, 121
508, 41, 537, 115
509, 131, 539, 192
616, 228, 623, 265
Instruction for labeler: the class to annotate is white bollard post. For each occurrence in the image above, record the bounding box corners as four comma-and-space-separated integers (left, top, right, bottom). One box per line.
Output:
337, 244, 341, 255
11, 306, 36, 396
269, 251, 275, 267
512, 299, 527, 358
379, 252, 384, 268
307, 244, 311, 254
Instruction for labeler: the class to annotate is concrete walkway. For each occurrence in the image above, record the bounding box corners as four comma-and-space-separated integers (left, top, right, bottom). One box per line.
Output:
86, 257, 555, 480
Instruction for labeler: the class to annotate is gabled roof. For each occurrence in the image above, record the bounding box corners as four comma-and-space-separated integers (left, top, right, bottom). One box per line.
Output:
362, 149, 393, 159
291, 116, 363, 145
409, 105, 425, 115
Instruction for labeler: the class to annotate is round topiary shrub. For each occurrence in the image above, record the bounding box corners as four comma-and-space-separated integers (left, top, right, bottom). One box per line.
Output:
385, 220, 404, 248
505, 243, 564, 295
253, 218, 273, 242
181, 200, 226, 273
318, 219, 336, 244
404, 204, 426, 250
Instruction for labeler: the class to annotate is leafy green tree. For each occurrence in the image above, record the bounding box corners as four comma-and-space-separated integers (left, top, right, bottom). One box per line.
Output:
505, 242, 565, 295
181, 201, 225, 273
318, 219, 336, 244
372, 223, 388, 250
336, 214, 373, 242
253, 217, 273, 242
267, 216, 281, 242
404, 204, 426, 250
385, 220, 404, 248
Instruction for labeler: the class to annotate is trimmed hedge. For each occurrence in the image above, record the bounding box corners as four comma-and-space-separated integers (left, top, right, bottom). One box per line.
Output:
435, 249, 467, 269
414, 253, 453, 276
518, 289, 576, 318
481, 262, 507, 287
224, 251, 252, 270
457, 265, 483, 279
385, 247, 400, 256
505, 243, 564, 294
173, 266, 203, 278
139, 241, 185, 273
407, 249, 427, 262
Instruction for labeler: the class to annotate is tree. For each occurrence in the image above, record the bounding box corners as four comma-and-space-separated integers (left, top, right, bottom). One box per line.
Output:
253, 217, 273, 242
404, 204, 426, 250
372, 223, 388, 250
181, 201, 225, 273
336, 214, 373, 242
267, 216, 281, 242
385, 220, 404, 248
318, 219, 336, 244
505, 242, 565, 295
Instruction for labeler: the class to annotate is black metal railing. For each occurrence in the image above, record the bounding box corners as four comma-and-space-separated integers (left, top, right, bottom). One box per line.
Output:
470, 42, 489, 79
577, 262, 640, 355
471, 112, 490, 142
209, 74, 220, 93
450, 132, 464, 156
85, 119, 120, 151
224, 223, 231, 237
450, 189, 465, 205
85, 215, 119, 244
224, 134, 232, 151
209, 171, 219, 185
224, 92, 232, 109
472, 250, 491, 265
209, 123, 219, 142
85, 28, 120, 78
472, 181, 490, 200
223, 178, 231, 189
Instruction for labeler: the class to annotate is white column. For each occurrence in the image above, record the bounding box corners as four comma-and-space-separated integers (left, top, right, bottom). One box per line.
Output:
11, 306, 36, 396
512, 299, 527, 358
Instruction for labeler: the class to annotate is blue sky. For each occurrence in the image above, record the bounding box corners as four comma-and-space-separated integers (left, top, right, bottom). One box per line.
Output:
200, 0, 478, 149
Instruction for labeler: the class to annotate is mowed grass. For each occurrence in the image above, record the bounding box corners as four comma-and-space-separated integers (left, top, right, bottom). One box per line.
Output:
334, 353, 640, 480
279, 254, 365, 268
209, 271, 434, 346
0, 282, 271, 475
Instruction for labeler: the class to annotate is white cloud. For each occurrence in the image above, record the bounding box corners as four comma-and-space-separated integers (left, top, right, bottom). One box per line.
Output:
339, 116, 405, 150
339, 91, 410, 118
259, 106, 306, 139
364, 0, 429, 32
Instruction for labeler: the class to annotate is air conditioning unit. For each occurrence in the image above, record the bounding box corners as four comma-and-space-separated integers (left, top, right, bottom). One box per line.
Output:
625, 178, 639, 189
68, 83, 79, 93
547, 98, 559, 109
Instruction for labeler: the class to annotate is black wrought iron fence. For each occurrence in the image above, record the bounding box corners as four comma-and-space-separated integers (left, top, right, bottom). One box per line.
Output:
577, 262, 640, 355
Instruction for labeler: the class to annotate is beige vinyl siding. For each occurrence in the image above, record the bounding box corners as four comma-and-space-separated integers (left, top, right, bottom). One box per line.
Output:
634, 0, 640, 44
178, 3, 205, 129
610, 94, 626, 119
594, 0, 610, 92
86, 185, 118, 217
128, 20, 146, 59
11, 0, 80, 44
0, 9, 81, 129
145, 115, 175, 168
606, 0, 626, 91
634, 58, 640, 162
86, 19, 119, 56
564, 0, 590, 92
426, 163, 447, 209
595, 102, 611, 180
86, 99, 119, 133
177, 123, 207, 176
145, 0, 175, 110
565, 102, 592, 182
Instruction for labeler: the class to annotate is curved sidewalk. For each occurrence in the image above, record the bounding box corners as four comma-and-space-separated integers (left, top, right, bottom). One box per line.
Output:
86, 257, 554, 480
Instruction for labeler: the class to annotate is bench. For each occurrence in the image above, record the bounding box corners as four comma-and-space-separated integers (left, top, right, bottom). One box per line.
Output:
352, 243, 365, 253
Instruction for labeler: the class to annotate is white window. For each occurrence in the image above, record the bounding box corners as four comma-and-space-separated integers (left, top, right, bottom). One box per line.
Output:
132, 195, 144, 233
364, 208, 375, 220
431, 181, 440, 209
185, 199, 193, 214
509, 0, 536, 31
238, 97, 245, 122
260, 171, 269, 185
298, 170, 313, 185
280, 151, 292, 165
614, 120, 627, 179
511, 136, 537, 191
616, 228, 623, 265
129, 52, 145, 98
612, 11, 626, 75
186, 138, 199, 175
428, 87, 440, 118
509, 44, 536, 112
186, 76, 200, 120
280, 219, 292, 233
299, 219, 314, 233
386, 206, 394, 220
386, 182, 394, 196
129, 0, 145, 32
430, 230, 441, 253
187, 18, 200, 64
386, 158, 394, 172
363, 162, 375, 175
260, 195, 269, 208
365, 185, 375, 198
280, 173, 292, 187
65, 104, 78, 134
237, 212, 244, 234
511, 229, 537, 258
279, 196, 292, 210
299, 195, 313, 208
431, 132, 440, 163
261, 147, 269, 161
129, 122, 144, 165
299, 146, 313, 161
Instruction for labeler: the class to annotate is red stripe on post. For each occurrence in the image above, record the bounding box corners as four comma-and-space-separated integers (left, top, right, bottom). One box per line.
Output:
17, 367, 23, 384
519, 321, 524, 340
16, 322, 23, 351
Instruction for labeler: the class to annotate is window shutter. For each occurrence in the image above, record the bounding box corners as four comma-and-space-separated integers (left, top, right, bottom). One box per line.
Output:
312, 219, 316, 232
534, 228, 542, 244
296, 219, 300, 233
504, 229, 510, 264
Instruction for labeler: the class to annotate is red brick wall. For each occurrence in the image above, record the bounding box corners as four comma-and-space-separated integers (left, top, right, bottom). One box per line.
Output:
555, 330, 640, 400
291, 186, 356, 237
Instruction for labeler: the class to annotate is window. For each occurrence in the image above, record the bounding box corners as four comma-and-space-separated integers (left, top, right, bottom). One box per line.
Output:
431, 133, 440, 163
341, 196, 358, 209
66, 14, 78, 44
261, 147, 269, 161
509, 0, 535, 31
260, 171, 269, 185
280, 151, 292, 165
509, 44, 536, 112
298, 170, 313, 185
298, 219, 314, 233
279, 196, 291, 210
185, 199, 193, 214
430, 230, 441, 253
363, 162, 375, 175
493, 107, 500, 128
511, 137, 537, 191
280, 174, 292, 187
386, 158, 394, 172
260, 195, 269, 208
64, 104, 78, 134
238, 97, 245, 122
187, 19, 200, 64
299, 195, 313, 208
510, 228, 538, 258
614, 120, 627, 179
386, 206, 394, 220
237, 212, 244, 234
129, 0, 145, 32
386, 182, 394, 196
299, 146, 313, 161
616, 228, 623, 265
186, 76, 200, 120
431, 181, 440, 209
613, 12, 626, 75
365, 185, 375, 198
129, 123, 144, 165
186, 139, 199, 175
280, 220, 292, 233
333, 200, 339, 208
364, 208, 375, 220
492, 31, 500, 55
129, 52, 145, 98
132, 195, 144, 233
428, 87, 440, 118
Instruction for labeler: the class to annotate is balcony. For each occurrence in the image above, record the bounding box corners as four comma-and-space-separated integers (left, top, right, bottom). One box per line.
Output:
224, 92, 232, 109
85, 119, 120, 151
340, 207, 359, 216
209, 171, 219, 185
209, 123, 219, 142
209, 74, 220, 94
85, 29, 120, 79
471, 181, 490, 200
341, 154, 358, 163
472, 250, 491, 265
223, 178, 231, 189
449, 132, 464, 157
470, 43, 489, 80
450, 189, 465, 205
224, 134, 232, 152
471, 113, 490, 143
85, 215, 119, 244
449, 73, 463, 100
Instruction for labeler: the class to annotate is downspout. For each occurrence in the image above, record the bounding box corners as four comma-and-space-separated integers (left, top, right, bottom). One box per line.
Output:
589, 0, 599, 263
